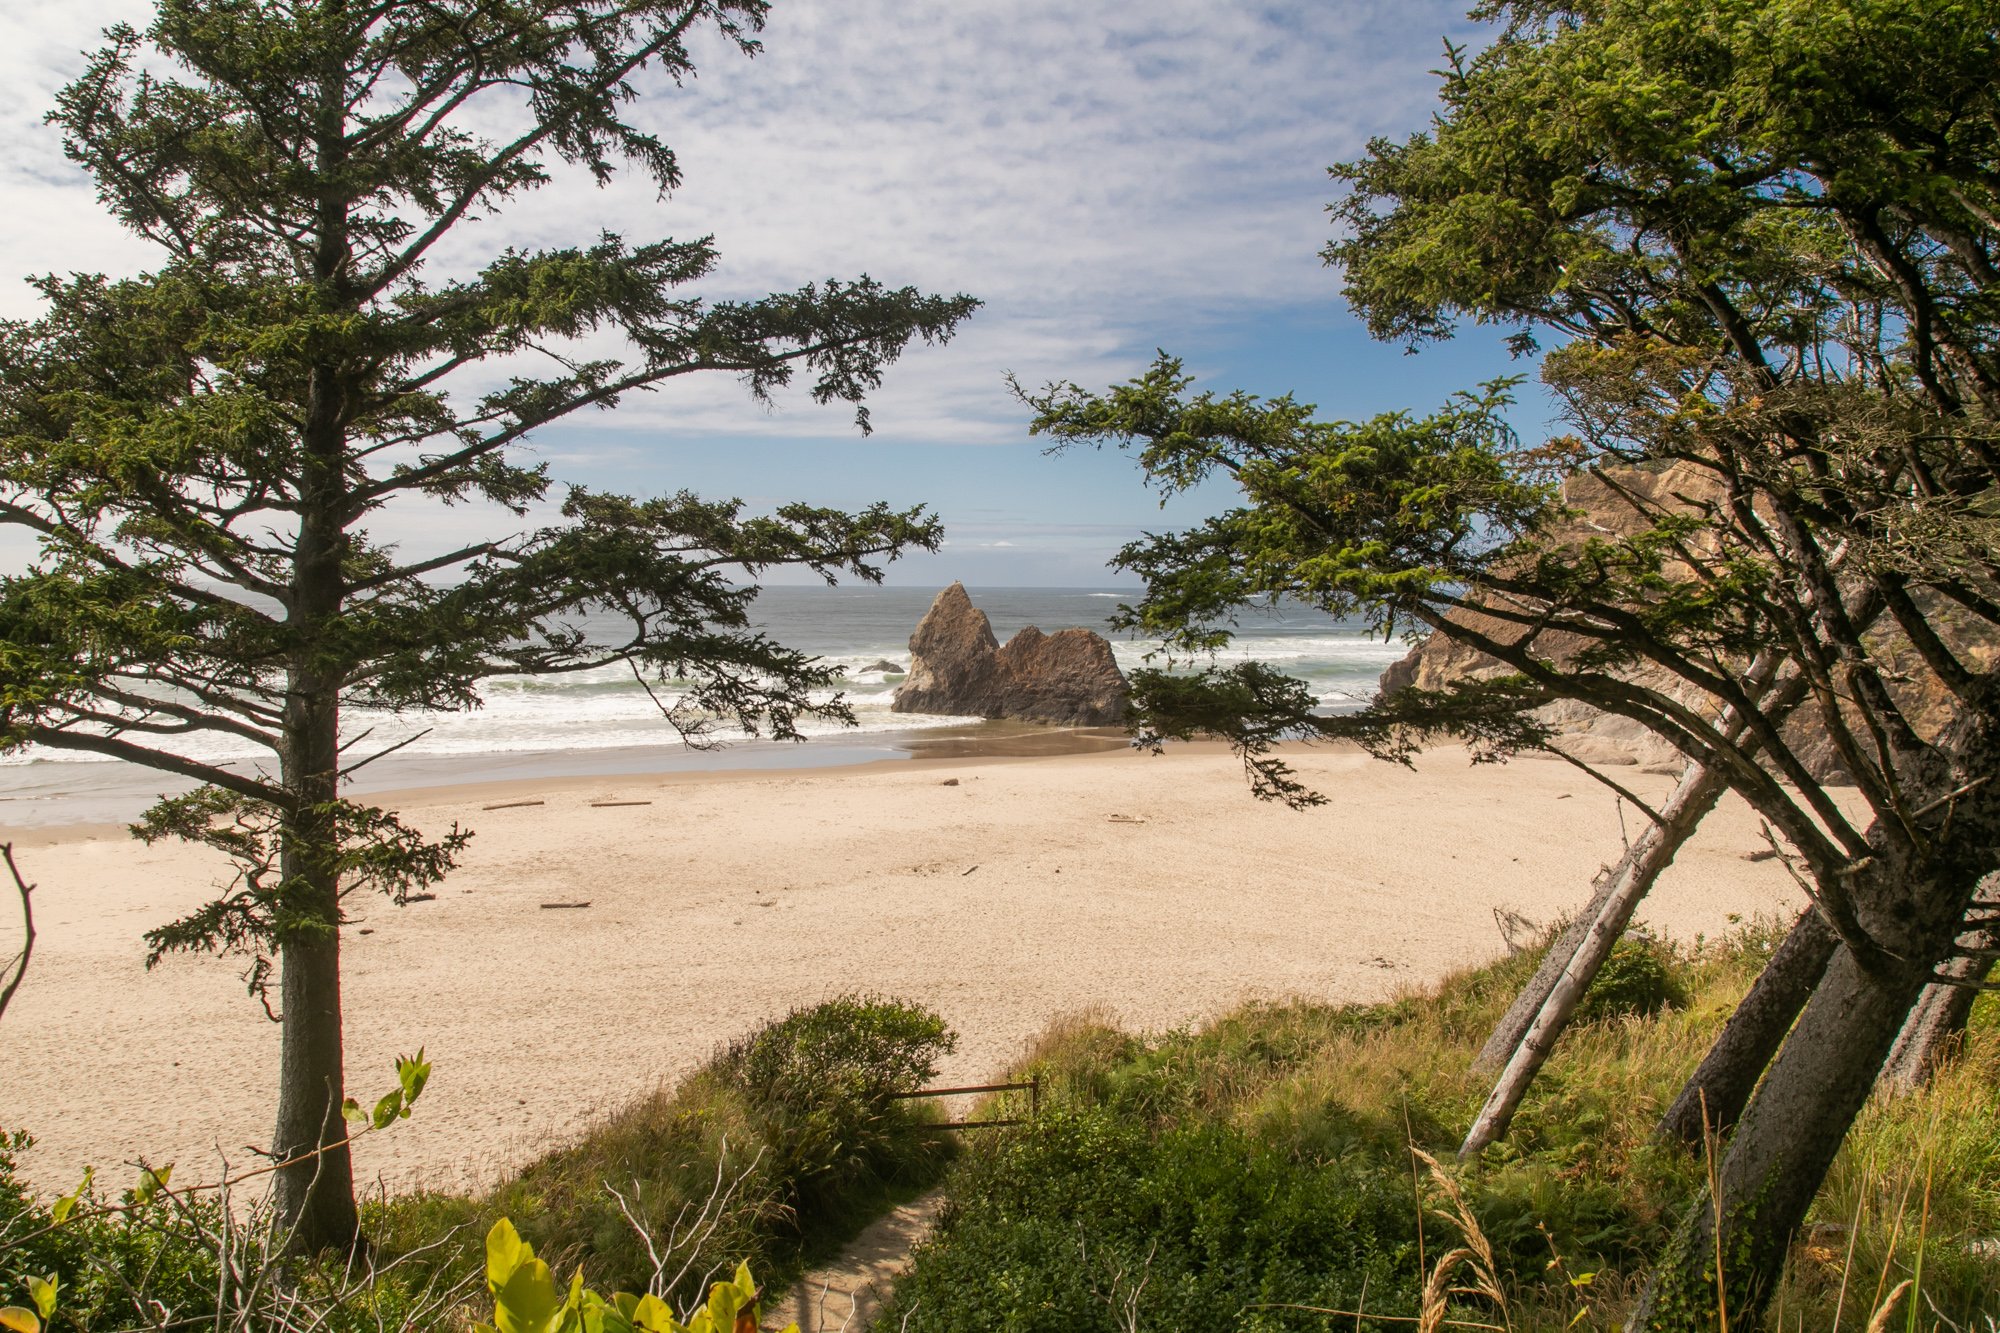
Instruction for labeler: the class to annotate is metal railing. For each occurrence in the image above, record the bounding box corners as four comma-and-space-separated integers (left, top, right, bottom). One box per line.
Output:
889, 1077, 1040, 1131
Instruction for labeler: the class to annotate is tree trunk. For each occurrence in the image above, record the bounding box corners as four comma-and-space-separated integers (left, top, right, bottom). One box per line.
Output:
1475, 889, 1609, 1076
1473, 764, 1729, 1076
1655, 906, 1838, 1147
1879, 971, 1982, 1091
270, 897, 357, 1249
1879, 872, 1999, 1092
270, 682, 358, 1251
1459, 762, 1724, 1158
1627, 944, 1927, 1330
272, 130, 357, 1245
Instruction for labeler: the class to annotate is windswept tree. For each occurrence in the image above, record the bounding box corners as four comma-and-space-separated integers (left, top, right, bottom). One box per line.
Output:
1024, 0, 2000, 1322
0, 0, 975, 1250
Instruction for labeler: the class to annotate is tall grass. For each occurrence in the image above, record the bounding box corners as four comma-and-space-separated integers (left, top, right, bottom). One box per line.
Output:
881, 926, 2000, 1332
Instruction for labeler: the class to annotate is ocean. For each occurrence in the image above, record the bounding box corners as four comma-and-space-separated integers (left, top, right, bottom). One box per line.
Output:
0, 586, 1409, 825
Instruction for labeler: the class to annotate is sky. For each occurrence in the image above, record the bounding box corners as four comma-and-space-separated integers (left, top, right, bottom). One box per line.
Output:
0, 0, 1553, 586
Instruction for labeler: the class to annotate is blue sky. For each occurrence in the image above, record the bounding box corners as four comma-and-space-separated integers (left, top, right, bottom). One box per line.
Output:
0, 0, 1553, 586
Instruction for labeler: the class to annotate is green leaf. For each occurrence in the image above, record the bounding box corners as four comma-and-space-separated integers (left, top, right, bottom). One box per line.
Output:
132, 1164, 172, 1205
397, 1049, 431, 1105
341, 1097, 368, 1127
485, 1218, 531, 1294
372, 1089, 405, 1130
494, 1256, 564, 1333
25, 1277, 54, 1321
50, 1166, 91, 1224
626, 1294, 677, 1332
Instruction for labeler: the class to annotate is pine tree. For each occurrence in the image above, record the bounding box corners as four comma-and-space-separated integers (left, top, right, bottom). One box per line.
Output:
1023, 0, 2000, 1319
0, 0, 975, 1249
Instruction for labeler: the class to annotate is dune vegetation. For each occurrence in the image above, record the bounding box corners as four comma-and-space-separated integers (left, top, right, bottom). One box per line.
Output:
878, 928, 2000, 1333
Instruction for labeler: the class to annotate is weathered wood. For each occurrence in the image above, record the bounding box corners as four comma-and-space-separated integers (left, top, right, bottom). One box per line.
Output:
1459, 759, 1724, 1159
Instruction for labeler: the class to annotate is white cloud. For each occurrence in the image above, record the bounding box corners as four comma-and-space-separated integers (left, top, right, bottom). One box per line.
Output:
0, 1, 1472, 430
0, 1, 1482, 581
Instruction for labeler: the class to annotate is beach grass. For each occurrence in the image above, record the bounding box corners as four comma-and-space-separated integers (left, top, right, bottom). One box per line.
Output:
878, 925, 2000, 1332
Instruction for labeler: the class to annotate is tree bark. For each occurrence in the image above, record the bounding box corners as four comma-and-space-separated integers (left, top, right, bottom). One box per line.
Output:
1627, 944, 1928, 1330
1655, 906, 1838, 1147
1879, 871, 2000, 1092
1459, 762, 1725, 1158
269, 686, 359, 1251
1879, 970, 1982, 1091
270, 892, 357, 1250
1473, 764, 1730, 1076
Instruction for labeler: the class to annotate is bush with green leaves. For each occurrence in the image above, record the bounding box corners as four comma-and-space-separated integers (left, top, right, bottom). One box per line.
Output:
1577, 936, 1688, 1025
878, 1108, 1420, 1333
1, 1134, 220, 1333
721, 994, 957, 1214
1, 1055, 458, 1332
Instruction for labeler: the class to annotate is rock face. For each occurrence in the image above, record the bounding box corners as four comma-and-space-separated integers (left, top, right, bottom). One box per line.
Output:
1375, 464, 1997, 782
892, 583, 1128, 725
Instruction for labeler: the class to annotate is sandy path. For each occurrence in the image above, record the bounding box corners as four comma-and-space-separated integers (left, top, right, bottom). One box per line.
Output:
0, 744, 1803, 1196
773, 1192, 945, 1333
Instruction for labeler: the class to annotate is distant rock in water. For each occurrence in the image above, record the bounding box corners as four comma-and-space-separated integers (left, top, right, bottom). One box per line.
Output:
861, 659, 905, 674
893, 583, 1128, 726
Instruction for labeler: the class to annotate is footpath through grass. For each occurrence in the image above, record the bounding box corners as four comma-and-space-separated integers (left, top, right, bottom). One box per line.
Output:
5, 936, 1996, 1330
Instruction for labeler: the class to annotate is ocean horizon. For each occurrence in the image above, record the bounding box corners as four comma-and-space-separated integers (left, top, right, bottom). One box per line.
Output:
0, 585, 1409, 826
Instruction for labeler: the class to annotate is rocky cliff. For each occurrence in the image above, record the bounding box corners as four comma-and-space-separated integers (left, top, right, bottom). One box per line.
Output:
892, 583, 1128, 726
1375, 464, 1995, 782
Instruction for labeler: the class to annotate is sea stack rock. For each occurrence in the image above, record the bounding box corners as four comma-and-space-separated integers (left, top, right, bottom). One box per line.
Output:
893, 583, 1128, 726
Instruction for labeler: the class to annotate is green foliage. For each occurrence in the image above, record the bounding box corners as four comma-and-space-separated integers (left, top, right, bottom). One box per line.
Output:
1578, 935, 1690, 1024
0, 1131, 223, 1333
723, 995, 956, 1212
0, 1052, 444, 1329
473, 1218, 794, 1333
881, 1109, 1421, 1333
879, 928, 2000, 1330
370, 997, 958, 1304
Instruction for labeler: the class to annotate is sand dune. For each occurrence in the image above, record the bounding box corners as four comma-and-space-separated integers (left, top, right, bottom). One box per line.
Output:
0, 743, 1803, 1196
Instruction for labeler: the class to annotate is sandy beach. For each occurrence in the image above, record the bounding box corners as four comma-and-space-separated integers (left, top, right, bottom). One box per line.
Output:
0, 742, 1805, 1198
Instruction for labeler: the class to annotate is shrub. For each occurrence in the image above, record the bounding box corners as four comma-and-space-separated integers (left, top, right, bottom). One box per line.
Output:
722, 994, 956, 1214
1, 1132, 225, 1332
1577, 935, 1687, 1024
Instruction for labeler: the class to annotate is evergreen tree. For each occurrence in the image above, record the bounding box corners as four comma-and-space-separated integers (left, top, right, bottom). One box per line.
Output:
1025, 0, 2000, 1321
0, 0, 975, 1249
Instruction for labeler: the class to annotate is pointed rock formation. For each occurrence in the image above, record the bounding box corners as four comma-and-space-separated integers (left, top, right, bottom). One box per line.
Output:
892, 583, 1128, 726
